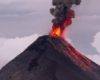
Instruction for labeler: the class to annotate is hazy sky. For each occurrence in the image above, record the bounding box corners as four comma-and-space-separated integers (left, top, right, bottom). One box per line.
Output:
0, 0, 100, 68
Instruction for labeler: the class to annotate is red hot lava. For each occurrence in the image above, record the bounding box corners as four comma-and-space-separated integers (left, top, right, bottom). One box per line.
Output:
50, 9, 75, 37
50, 9, 92, 71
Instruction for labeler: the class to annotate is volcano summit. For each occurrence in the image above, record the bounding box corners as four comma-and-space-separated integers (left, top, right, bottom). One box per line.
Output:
0, 35, 100, 80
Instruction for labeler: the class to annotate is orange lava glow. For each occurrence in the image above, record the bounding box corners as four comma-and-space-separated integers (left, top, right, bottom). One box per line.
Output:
50, 25, 63, 37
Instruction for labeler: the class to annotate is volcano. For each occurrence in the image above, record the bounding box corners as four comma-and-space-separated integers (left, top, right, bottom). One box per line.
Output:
0, 35, 100, 80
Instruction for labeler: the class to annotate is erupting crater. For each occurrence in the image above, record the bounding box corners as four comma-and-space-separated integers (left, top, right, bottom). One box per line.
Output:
50, 9, 75, 38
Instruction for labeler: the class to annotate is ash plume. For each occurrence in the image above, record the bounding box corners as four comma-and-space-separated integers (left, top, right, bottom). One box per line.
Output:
50, 0, 81, 25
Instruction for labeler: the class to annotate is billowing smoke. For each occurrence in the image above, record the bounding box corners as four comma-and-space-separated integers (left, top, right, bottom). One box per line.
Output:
50, 0, 81, 25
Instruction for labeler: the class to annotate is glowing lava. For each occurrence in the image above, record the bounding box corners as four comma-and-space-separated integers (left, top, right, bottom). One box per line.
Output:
50, 9, 75, 38
50, 24, 63, 37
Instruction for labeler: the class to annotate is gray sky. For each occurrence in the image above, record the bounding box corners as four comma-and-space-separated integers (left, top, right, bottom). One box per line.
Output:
0, 0, 100, 68
0, 0, 99, 54
0, 0, 52, 37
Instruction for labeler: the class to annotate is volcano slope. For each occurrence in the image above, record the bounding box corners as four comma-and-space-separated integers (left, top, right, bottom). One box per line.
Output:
0, 35, 100, 80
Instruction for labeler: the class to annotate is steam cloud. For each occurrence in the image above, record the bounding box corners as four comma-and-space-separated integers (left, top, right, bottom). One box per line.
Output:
50, 0, 81, 25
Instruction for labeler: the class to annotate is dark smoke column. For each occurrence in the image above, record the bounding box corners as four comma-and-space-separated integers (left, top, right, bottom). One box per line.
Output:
50, 0, 81, 37
50, 0, 81, 26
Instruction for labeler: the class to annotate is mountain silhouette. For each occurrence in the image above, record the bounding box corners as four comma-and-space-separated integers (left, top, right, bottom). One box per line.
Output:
0, 35, 100, 80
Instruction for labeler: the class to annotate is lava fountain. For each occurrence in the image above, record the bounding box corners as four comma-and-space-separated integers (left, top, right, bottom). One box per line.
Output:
49, 0, 81, 38
50, 9, 75, 37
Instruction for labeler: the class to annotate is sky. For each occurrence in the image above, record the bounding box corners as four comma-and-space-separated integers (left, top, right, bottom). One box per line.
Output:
0, 0, 100, 69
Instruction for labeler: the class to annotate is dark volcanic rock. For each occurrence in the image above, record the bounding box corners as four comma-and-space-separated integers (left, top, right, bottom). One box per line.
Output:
0, 35, 100, 80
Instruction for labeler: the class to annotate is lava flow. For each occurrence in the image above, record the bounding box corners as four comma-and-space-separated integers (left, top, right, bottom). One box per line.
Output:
50, 9, 75, 37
